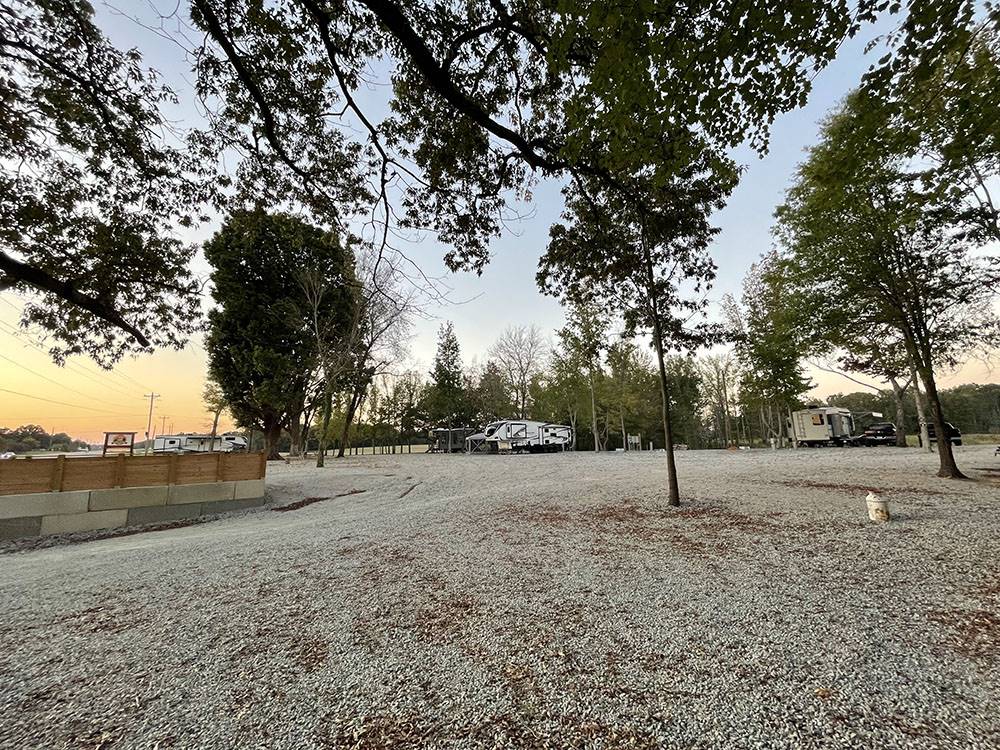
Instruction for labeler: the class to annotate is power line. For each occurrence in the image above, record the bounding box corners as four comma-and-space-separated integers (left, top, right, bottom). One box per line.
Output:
0, 414, 147, 420
0, 306, 149, 391
0, 351, 144, 410
0, 323, 145, 399
0, 388, 142, 414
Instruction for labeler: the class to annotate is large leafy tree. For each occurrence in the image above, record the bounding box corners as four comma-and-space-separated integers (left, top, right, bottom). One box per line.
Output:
723, 252, 813, 446
4, 0, 985, 364
539, 157, 732, 505
204, 210, 355, 459
775, 89, 1000, 478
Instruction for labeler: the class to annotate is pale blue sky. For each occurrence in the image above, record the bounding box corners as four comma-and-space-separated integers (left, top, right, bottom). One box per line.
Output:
98, 3, 893, 372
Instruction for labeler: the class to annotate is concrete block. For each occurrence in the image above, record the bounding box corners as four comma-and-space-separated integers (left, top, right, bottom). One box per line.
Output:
40, 509, 128, 536
206, 497, 266, 514
89, 485, 169, 511
0, 516, 43, 540
168, 481, 235, 505
233, 479, 266, 500
0, 491, 90, 520
127, 503, 203, 526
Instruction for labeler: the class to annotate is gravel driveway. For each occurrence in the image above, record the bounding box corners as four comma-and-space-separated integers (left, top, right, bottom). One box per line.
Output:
1, 447, 998, 748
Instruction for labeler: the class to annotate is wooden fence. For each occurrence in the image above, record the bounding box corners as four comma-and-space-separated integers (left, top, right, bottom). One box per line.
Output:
0, 452, 267, 497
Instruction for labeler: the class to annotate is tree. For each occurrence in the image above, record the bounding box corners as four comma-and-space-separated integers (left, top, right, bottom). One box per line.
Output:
471, 360, 514, 424
698, 353, 739, 448
6, 1, 979, 363
606, 338, 654, 450
425, 322, 466, 449
556, 302, 609, 452
204, 209, 355, 460
333, 262, 415, 458
490, 325, 547, 419
775, 89, 1000, 478
723, 252, 813, 447
202, 380, 229, 451
0, 0, 214, 364
539, 155, 733, 505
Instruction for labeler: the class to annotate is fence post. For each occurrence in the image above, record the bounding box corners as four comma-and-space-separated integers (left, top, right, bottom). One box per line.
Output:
50, 455, 65, 492
215, 452, 223, 482
258, 451, 266, 479
114, 454, 126, 488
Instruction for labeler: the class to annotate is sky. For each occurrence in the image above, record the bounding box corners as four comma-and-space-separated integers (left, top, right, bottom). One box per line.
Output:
0, 4, 996, 443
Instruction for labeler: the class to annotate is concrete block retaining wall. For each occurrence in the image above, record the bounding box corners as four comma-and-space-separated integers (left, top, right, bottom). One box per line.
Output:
0, 479, 266, 540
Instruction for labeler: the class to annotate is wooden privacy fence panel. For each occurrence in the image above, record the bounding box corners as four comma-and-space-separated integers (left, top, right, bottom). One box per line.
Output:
0, 453, 267, 496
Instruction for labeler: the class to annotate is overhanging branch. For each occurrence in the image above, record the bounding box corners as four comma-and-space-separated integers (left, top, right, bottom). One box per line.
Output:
0, 252, 150, 346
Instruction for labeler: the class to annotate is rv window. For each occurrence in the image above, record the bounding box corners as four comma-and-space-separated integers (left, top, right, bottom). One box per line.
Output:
811, 414, 825, 425
508, 423, 527, 438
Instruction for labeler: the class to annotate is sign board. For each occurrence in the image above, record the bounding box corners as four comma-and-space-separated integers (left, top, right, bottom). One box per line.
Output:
102, 432, 136, 456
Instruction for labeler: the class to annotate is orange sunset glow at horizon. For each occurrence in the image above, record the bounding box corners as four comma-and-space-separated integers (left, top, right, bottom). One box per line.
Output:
2, 292, 997, 445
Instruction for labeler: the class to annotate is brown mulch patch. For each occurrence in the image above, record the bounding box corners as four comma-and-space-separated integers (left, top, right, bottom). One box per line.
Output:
928, 608, 1000, 662
272, 489, 366, 512
290, 635, 330, 673
778, 479, 966, 496
397, 482, 421, 499
55, 604, 142, 635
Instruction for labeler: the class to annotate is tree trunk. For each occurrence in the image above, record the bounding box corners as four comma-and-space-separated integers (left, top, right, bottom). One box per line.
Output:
316, 386, 332, 468
721, 368, 732, 447
337, 387, 365, 458
651, 334, 680, 504
620, 409, 627, 451
209, 408, 221, 453
263, 420, 283, 461
909, 361, 932, 453
918, 364, 966, 478
589, 374, 600, 453
640, 229, 679, 504
288, 419, 302, 459
888, 377, 908, 447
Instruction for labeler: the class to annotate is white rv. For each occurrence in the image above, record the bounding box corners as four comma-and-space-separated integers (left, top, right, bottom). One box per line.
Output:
152, 433, 248, 454
466, 420, 573, 454
787, 407, 855, 447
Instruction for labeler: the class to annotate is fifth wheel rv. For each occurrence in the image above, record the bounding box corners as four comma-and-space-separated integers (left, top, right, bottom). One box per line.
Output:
465, 420, 573, 453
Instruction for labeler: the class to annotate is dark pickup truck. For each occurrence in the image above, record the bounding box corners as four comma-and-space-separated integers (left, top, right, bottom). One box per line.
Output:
920, 421, 963, 446
854, 422, 897, 446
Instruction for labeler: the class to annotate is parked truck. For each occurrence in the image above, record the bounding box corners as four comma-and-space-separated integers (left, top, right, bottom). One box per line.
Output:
787, 407, 855, 447
465, 420, 573, 454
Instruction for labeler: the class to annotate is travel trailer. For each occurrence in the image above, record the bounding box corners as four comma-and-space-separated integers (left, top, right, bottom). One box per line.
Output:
465, 420, 573, 454
152, 433, 248, 454
787, 407, 855, 447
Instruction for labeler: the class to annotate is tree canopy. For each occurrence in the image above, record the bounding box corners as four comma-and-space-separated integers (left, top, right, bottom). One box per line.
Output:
204, 209, 356, 459
4, 0, 989, 363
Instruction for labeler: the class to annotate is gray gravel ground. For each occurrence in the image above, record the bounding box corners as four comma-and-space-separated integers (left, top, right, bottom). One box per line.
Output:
1, 447, 998, 749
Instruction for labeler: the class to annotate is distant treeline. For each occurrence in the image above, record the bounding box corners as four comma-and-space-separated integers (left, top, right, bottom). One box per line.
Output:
0, 425, 90, 453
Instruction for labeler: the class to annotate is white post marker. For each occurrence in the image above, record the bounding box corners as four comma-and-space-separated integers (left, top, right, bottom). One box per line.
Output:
866, 491, 890, 522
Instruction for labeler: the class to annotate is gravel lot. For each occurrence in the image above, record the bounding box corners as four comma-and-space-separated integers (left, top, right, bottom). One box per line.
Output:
1, 447, 998, 749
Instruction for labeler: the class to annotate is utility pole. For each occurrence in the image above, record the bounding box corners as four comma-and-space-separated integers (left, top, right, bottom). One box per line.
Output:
160, 415, 168, 435
144, 393, 160, 455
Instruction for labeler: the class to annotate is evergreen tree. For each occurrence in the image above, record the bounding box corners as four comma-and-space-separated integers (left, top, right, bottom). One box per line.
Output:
425, 322, 467, 447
